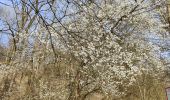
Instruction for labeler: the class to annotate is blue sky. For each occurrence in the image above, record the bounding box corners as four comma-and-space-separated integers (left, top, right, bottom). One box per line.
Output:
0, 0, 13, 46
0, 0, 11, 6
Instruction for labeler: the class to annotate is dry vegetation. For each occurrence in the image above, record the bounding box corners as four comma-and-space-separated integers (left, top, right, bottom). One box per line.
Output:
0, 47, 167, 100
